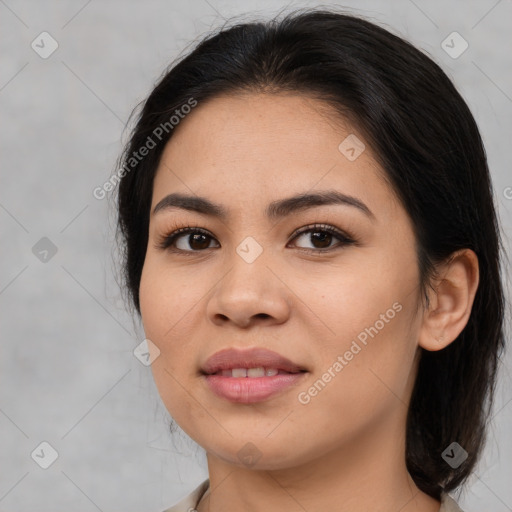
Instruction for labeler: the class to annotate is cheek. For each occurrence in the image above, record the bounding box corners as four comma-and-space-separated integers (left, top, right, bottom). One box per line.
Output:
293, 303, 418, 450
139, 260, 201, 407
296, 250, 420, 404
139, 258, 204, 345
295, 250, 416, 346
139, 262, 201, 422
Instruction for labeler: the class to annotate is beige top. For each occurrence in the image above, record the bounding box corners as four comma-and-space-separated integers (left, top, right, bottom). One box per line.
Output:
162, 479, 464, 512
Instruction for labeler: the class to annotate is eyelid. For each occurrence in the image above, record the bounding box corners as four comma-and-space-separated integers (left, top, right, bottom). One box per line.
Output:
288, 223, 354, 244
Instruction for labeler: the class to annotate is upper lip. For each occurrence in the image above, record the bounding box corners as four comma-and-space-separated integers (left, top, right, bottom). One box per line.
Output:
201, 347, 307, 375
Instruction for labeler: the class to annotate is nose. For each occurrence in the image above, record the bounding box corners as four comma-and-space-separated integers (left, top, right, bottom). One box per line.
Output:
206, 247, 291, 329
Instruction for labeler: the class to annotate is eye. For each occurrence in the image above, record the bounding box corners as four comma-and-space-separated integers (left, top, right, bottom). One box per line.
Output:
288, 223, 355, 252
156, 226, 219, 253
156, 223, 355, 254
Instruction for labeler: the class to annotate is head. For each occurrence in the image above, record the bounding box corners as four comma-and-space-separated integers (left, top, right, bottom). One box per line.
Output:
116, 8, 505, 500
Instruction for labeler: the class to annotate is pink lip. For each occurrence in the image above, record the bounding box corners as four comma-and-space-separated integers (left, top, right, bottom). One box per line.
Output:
201, 347, 305, 375
203, 373, 306, 403
200, 348, 308, 404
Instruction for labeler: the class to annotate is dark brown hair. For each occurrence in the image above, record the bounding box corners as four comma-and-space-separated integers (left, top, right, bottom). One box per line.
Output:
116, 7, 506, 499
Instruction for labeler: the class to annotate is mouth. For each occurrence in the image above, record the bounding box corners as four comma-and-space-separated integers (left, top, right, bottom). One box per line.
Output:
200, 347, 308, 403
200, 347, 307, 376
205, 367, 304, 377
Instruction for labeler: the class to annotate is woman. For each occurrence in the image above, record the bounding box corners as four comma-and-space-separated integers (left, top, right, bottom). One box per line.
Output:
116, 8, 505, 512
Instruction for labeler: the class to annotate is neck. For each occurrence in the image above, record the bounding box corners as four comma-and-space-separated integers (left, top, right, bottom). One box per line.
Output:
197, 415, 441, 512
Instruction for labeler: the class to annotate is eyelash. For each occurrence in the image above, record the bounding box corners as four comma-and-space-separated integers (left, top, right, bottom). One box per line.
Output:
155, 222, 356, 255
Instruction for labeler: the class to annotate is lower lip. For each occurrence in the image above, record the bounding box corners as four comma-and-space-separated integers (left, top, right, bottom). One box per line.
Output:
203, 373, 307, 403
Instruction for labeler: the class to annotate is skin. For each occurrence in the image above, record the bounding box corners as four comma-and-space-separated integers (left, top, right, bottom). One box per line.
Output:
139, 92, 479, 512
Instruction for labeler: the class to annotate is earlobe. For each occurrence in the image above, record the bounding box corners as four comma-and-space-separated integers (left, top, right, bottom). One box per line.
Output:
418, 249, 479, 352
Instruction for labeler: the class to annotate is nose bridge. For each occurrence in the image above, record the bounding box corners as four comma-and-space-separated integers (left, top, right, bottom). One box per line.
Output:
206, 235, 290, 327
221, 234, 272, 304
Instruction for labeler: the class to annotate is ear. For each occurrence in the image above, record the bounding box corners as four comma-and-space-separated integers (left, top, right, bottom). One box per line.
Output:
418, 249, 479, 351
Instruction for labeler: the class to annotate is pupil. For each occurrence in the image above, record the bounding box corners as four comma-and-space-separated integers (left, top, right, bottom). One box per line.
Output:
312, 231, 331, 248
190, 233, 209, 250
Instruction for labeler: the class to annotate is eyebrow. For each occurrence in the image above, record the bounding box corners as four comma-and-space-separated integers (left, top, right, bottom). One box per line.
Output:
152, 190, 375, 221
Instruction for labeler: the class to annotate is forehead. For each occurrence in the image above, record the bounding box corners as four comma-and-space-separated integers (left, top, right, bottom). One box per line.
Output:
165, 91, 359, 161
151, 92, 399, 217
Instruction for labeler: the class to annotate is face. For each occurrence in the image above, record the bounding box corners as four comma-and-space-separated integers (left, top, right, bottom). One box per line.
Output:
139, 92, 424, 470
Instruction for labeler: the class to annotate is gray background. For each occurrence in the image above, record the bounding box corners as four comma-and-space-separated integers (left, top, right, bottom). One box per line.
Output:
1, 0, 511, 510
